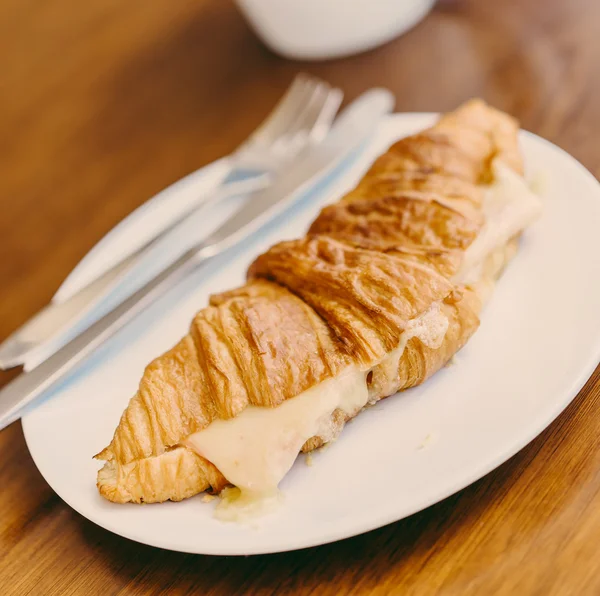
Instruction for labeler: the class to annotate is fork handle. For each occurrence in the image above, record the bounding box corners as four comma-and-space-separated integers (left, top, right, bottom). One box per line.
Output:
0, 172, 271, 372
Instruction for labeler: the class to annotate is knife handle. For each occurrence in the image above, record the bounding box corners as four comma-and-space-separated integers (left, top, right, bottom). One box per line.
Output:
0, 173, 270, 372
0, 245, 211, 430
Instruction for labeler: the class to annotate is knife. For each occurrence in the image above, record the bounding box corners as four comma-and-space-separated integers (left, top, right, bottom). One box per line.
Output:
0, 88, 394, 430
0, 173, 269, 372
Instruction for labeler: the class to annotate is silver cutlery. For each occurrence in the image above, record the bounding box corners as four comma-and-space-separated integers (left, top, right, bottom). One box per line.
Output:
0, 87, 395, 430
0, 74, 343, 371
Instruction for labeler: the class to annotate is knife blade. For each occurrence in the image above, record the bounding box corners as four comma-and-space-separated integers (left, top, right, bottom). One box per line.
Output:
0, 87, 394, 430
0, 173, 270, 372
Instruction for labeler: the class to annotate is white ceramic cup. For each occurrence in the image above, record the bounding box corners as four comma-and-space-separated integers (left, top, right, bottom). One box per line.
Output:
235, 0, 436, 61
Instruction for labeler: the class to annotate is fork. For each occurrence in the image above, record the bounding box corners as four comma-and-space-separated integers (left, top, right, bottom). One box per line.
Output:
0, 74, 343, 370
55, 73, 342, 303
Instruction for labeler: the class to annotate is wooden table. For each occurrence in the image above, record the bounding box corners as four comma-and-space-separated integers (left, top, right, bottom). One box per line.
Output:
1, 0, 600, 593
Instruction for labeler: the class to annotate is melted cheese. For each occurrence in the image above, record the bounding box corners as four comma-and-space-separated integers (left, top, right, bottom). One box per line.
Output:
456, 160, 543, 285
213, 487, 282, 522
185, 368, 368, 520
368, 302, 449, 399
185, 304, 449, 521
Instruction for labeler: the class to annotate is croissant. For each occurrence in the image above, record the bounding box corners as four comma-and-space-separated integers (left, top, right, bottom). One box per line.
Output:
95, 99, 542, 510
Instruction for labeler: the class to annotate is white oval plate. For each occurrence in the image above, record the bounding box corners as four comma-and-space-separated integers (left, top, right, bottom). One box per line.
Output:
22, 114, 600, 555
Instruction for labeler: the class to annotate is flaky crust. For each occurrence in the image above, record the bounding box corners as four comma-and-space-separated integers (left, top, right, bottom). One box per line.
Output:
96, 282, 352, 466
248, 236, 455, 362
96, 99, 525, 504
97, 447, 228, 504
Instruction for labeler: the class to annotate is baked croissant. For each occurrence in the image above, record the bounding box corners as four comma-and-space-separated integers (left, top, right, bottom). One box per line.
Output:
95, 99, 542, 507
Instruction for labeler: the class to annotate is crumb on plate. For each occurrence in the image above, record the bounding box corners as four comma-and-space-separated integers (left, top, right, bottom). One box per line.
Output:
528, 169, 549, 197
417, 433, 435, 450
445, 355, 460, 368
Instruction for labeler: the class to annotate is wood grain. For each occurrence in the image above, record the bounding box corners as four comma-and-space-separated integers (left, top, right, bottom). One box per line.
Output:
1, 0, 600, 594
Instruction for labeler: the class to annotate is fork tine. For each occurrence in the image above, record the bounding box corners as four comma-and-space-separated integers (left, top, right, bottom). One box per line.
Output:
307, 86, 343, 144
283, 82, 339, 140
250, 74, 317, 145
268, 82, 342, 163
269, 81, 329, 146
234, 75, 340, 171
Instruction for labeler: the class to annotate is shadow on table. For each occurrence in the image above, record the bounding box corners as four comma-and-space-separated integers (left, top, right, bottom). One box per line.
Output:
74, 436, 543, 596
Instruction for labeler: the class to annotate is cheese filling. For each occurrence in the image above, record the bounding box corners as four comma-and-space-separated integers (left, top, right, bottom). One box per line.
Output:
368, 302, 449, 399
184, 304, 449, 520
456, 159, 543, 286
185, 367, 368, 520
